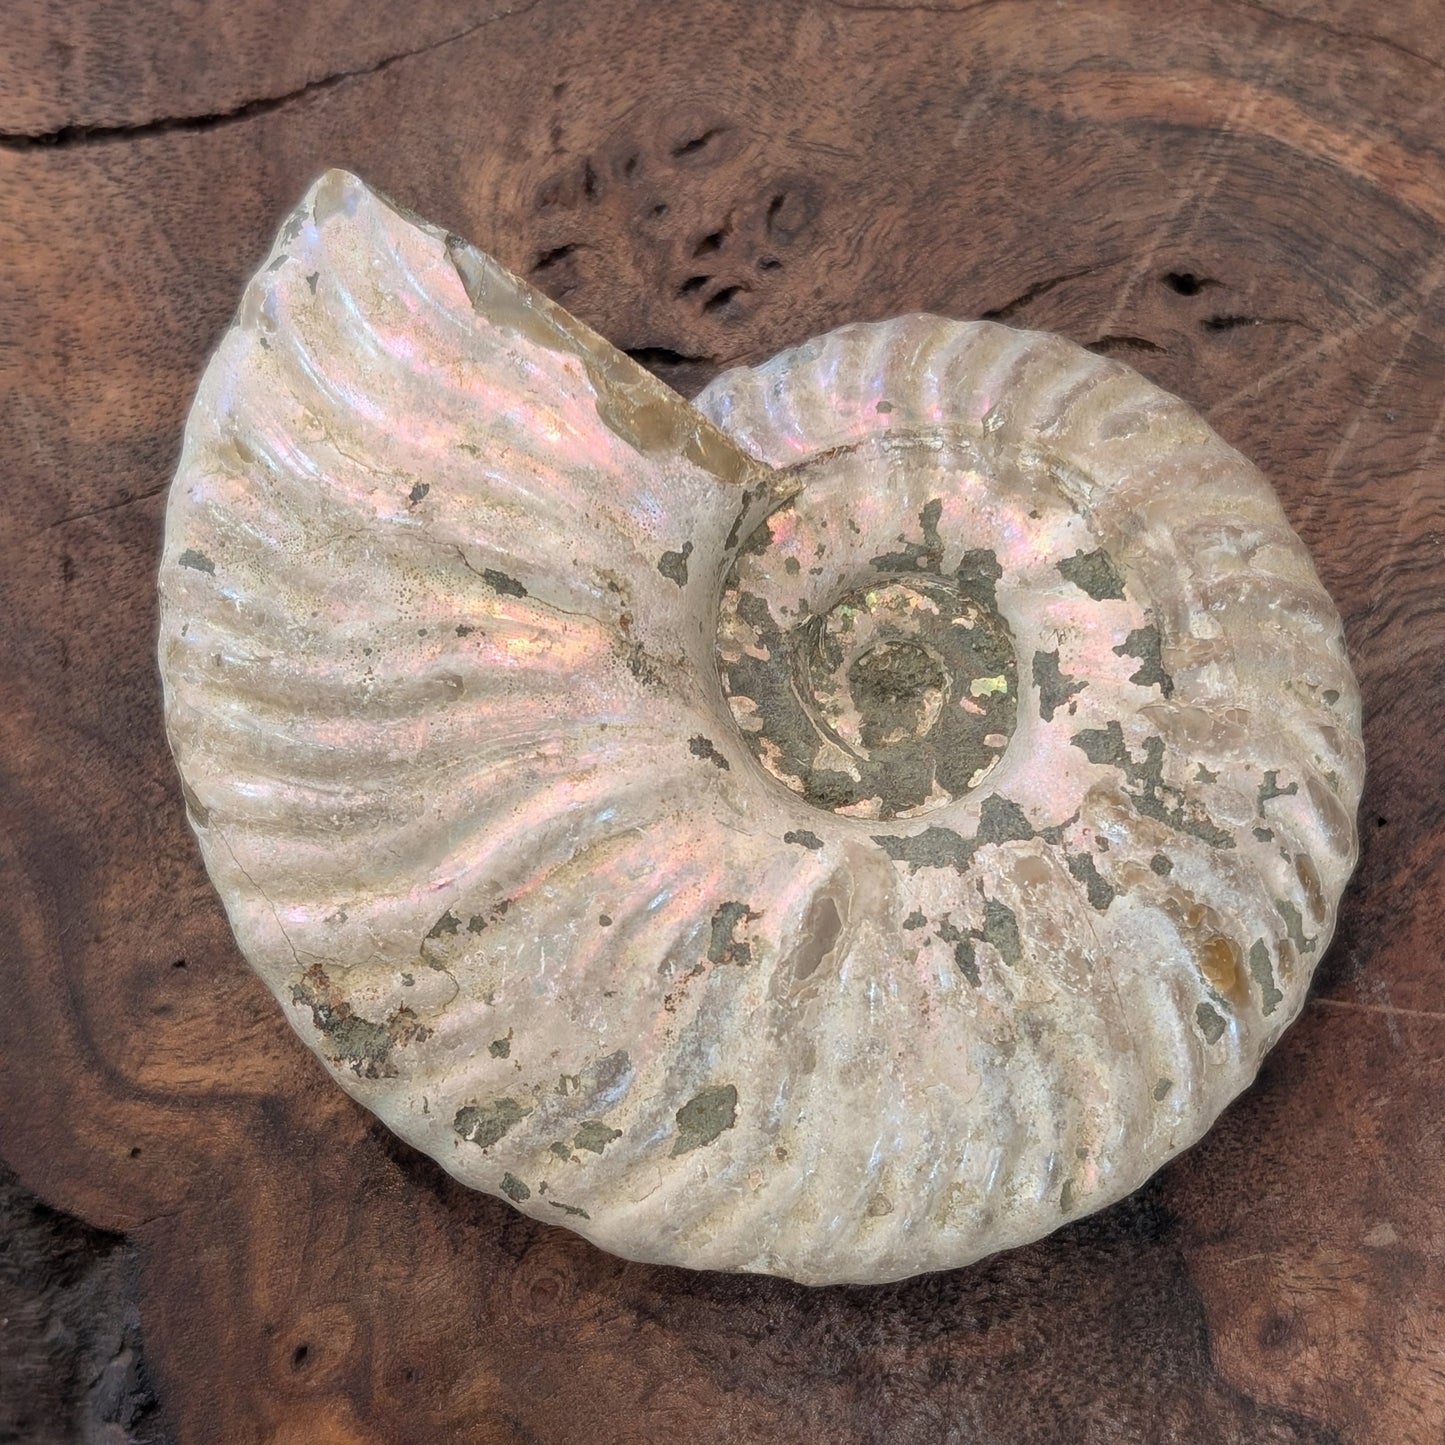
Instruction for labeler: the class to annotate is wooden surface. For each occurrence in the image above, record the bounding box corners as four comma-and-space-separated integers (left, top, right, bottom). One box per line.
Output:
2, 2, 1443, 1440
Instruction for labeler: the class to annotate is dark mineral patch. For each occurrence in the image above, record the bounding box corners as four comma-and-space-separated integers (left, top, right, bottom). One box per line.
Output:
1033, 648, 1087, 721
671, 1084, 739, 1155
982, 898, 1023, 965
1195, 1001, 1227, 1044
1113, 625, 1174, 696
658, 541, 694, 585
1067, 852, 1116, 912
1257, 770, 1299, 814
935, 918, 980, 986
482, 568, 528, 598
454, 1097, 530, 1150
574, 1120, 622, 1154
688, 734, 731, 770
1249, 939, 1284, 1015
707, 901, 761, 966
1058, 548, 1126, 600
500, 1173, 531, 1202
177, 548, 215, 575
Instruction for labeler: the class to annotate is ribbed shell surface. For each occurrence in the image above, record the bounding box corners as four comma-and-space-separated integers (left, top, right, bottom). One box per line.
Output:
158, 171, 1363, 1285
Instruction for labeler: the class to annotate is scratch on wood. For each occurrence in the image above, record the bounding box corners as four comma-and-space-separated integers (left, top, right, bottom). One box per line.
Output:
1211, 258, 1445, 417
1313, 998, 1445, 1024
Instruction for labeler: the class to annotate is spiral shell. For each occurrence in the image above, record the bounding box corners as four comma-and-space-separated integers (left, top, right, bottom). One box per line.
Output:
158, 171, 1363, 1285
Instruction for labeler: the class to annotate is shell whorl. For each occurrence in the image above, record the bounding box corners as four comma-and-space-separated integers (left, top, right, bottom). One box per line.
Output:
158, 172, 1363, 1285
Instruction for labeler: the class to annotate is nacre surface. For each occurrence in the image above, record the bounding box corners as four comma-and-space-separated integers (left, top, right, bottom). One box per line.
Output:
158, 170, 1363, 1285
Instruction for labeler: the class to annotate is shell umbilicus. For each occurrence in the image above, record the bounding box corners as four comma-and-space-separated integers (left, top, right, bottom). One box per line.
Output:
158, 171, 1363, 1285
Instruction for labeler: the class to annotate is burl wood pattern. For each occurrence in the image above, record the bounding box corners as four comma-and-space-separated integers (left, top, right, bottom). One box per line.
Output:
1, 2, 1442, 1440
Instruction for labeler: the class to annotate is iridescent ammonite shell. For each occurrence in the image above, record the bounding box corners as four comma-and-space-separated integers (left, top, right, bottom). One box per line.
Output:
158, 171, 1363, 1285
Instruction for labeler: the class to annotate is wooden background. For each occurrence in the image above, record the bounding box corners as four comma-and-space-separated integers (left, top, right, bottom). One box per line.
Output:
2, 2, 1442, 1440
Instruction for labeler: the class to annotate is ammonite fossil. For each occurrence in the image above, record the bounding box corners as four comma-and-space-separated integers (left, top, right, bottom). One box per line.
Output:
159, 171, 1363, 1285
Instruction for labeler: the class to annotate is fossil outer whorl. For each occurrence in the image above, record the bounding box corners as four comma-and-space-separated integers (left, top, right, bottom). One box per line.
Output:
158, 171, 1363, 1286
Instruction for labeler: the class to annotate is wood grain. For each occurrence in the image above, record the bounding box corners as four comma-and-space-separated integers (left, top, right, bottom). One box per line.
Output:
1, 1, 1441, 1440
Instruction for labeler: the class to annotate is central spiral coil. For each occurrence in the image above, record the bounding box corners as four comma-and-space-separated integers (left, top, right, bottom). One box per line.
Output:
719, 482, 1020, 819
